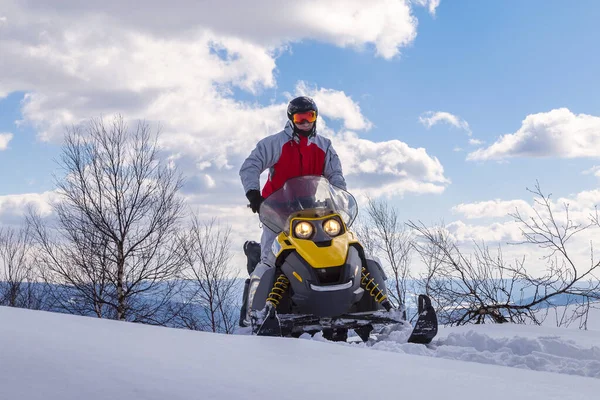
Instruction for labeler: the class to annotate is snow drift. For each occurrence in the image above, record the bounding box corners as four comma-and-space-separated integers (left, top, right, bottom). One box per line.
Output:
1, 306, 599, 400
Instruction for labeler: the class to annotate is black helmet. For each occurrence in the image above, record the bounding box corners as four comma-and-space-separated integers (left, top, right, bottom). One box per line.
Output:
287, 96, 318, 121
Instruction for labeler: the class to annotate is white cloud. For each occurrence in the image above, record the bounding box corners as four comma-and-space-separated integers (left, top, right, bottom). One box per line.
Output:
428, 0, 441, 16
0, 0, 435, 188
440, 219, 580, 277
1, 0, 425, 104
468, 138, 483, 146
274, 124, 444, 199
13, 31, 280, 142
582, 165, 600, 178
419, 111, 471, 135
446, 187, 600, 248
452, 199, 532, 220
444, 190, 600, 276
202, 174, 216, 189
294, 81, 373, 131
467, 108, 600, 161
330, 130, 450, 198
0, 132, 13, 150
412, 0, 441, 17
446, 220, 523, 243
0, 1, 448, 269
8, 0, 420, 53
556, 189, 600, 212
302, 0, 419, 59
0, 87, 450, 227
0, 191, 59, 222
452, 188, 600, 223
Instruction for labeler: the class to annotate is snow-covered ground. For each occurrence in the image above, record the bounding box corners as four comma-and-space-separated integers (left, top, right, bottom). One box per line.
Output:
1, 306, 599, 400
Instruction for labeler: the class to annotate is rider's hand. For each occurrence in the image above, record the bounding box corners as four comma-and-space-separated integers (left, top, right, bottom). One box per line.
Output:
246, 190, 264, 213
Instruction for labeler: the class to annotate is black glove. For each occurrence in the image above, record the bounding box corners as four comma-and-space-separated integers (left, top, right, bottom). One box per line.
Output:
246, 189, 264, 214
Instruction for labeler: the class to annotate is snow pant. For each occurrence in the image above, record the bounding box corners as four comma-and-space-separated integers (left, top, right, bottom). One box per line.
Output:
259, 225, 278, 269
240, 226, 279, 325
249, 225, 278, 310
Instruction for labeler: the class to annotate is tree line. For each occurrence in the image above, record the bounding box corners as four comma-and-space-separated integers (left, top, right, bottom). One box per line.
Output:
1, 116, 238, 333
357, 186, 600, 328
2, 116, 599, 332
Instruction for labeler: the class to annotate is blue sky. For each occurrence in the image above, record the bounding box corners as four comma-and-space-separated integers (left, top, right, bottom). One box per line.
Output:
0, 91, 61, 194
1, 0, 600, 266
275, 1, 600, 208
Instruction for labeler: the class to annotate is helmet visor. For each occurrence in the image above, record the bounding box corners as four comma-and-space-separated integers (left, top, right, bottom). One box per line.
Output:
292, 110, 317, 124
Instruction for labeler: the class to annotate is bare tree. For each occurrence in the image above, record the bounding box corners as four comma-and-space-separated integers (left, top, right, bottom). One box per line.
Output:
408, 182, 600, 326
175, 216, 239, 333
353, 216, 377, 259
0, 225, 45, 309
409, 223, 524, 324
415, 221, 446, 300
29, 210, 121, 318
361, 198, 414, 310
28, 116, 187, 324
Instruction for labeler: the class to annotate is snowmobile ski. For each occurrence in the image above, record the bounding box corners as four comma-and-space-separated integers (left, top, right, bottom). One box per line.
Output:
256, 304, 282, 337
406, 294, 438, 344
252, 303, 438, 345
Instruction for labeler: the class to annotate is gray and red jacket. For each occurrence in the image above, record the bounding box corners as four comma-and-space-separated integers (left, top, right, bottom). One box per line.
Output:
240, 121, 346, 198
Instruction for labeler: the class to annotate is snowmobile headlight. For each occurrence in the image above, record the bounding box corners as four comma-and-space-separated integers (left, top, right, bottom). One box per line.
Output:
323, 218, 341, 237
294, 221, 314, 239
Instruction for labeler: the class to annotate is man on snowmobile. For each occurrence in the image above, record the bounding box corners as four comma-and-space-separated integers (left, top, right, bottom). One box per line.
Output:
239, 96, 347, 321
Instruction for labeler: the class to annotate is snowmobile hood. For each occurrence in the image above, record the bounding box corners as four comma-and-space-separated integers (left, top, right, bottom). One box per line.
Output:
275, 214, 357, 269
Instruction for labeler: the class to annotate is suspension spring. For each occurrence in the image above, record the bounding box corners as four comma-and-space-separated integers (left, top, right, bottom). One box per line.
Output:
266, 274, 290, 307
361, 267, 387, 303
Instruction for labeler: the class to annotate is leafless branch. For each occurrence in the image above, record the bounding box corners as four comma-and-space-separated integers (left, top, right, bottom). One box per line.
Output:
407, 182, 600, 327
0, 225, 46, 309
357, 198, 414, 310
175, 216, 239, 334
27, 115, 187, 324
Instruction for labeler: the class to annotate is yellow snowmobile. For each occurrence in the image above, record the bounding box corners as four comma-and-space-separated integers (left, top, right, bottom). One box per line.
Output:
239, 175, 437, 344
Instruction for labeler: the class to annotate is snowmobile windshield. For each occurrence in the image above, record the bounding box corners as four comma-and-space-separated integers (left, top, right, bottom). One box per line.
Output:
259, 175, 358, 233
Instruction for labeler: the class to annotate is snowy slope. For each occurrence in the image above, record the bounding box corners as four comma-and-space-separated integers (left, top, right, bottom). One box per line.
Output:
1, 306, 599, 400
365, 323, 600, 378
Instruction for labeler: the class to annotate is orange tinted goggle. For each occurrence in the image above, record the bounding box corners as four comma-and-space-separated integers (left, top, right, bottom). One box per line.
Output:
292, 111, 317, 123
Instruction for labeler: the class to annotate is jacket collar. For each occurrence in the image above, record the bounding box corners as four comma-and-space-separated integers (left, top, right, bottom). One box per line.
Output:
284, 120, 295, 138
284, 120, 317, 143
